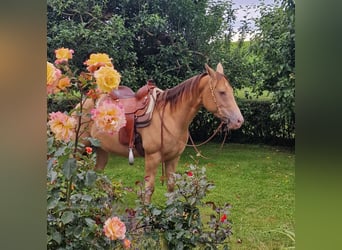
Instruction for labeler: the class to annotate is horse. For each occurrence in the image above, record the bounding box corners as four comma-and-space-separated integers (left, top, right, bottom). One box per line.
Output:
75, 63, 244, 203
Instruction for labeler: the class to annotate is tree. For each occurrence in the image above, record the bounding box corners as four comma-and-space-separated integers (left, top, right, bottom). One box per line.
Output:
47, 0, 137, 85
250, 0, 295, 137
47, 0, 236, 90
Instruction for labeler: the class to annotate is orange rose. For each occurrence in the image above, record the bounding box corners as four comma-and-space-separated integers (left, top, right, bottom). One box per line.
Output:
103, 216, 126, 240
57, 77, 71, 90
55, 47, 74, 64
123, 238, 131, 249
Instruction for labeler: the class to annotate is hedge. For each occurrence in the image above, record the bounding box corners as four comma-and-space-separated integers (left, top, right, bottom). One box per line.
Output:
48, 96, 295, 147
228, 99, 295, 146
189, 99, 295, 147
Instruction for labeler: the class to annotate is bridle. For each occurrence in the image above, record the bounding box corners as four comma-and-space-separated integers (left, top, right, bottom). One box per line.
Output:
187, 73, 231, 155
208, 73, 228, 120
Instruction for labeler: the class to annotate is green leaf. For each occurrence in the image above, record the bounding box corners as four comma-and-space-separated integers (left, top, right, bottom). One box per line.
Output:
49, 170, 58, 183
52, 231, 62, 244
152, 208, 162, 216
81, 194, 92, 202
63, 158, 77, 180
73, 225, 83, 238
54, 146, 66, 157
85, 170, 97, 186
61, 211, 74, 225
85, 218, 96, 227
86, 137, 101, 147
176, 231, 184, 239
47, 136, 54, 148
47, 197, 58, 210
47, 157, 56, 171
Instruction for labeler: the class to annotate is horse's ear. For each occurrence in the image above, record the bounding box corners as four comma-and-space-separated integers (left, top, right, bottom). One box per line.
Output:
216, 63, 224, 74
205, 64, 216, 79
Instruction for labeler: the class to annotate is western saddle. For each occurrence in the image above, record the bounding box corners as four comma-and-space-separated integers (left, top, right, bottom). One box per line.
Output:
108, 80, 161, 164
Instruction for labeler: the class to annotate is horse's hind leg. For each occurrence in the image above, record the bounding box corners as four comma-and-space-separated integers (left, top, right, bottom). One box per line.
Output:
144, 153, 160, 203
94, 147, 109, 171
165, 156, 180, 193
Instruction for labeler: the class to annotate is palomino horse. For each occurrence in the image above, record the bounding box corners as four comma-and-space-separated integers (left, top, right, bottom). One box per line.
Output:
76, 63, 243, 203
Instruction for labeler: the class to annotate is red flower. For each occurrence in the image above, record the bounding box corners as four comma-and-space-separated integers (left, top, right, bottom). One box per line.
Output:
123, 238, 131, 249
85, 147, 93, 154
187, 171, 193, 177
220, 214, 227, 222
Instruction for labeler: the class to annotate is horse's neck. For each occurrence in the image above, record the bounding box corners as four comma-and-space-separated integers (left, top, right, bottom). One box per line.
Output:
176, 101, 201, 129
163, 83, 205, 132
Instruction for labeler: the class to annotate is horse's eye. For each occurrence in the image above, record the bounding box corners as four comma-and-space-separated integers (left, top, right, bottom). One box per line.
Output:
219, 91, 226, 96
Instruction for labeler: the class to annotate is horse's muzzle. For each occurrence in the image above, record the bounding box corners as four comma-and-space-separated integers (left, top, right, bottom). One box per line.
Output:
222, 116, 244, 130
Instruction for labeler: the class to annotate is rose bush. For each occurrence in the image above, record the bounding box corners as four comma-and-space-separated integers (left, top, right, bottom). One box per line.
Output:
47, 48, 129, 249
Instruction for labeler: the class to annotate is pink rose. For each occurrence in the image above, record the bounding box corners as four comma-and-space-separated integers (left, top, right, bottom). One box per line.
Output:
103, 216, 126, 240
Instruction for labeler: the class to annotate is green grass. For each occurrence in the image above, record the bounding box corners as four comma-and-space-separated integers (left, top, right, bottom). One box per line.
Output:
104, 143, 295, 249
235, 87, 273, 101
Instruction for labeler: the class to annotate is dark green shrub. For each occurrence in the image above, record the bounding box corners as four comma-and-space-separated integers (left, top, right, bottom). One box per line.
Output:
229, 99, 295, 146
47, 93, 79, 114
189, 99, 295, 146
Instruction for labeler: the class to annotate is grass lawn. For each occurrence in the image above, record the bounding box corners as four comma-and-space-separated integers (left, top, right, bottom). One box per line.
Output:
104, 143, 295, 249
235, 87, 273, 101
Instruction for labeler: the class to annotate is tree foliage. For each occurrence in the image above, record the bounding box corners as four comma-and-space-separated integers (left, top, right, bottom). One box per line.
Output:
47, 0, 238, 90
250, 0, 295, 132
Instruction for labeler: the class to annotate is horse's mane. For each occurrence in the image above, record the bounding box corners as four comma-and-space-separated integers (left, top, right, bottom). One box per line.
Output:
157, 73, 207, 110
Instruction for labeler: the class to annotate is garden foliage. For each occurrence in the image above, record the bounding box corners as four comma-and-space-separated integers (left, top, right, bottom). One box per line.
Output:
47, 48, 232, 249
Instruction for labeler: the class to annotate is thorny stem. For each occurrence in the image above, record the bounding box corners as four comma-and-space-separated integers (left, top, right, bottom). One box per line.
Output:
67, 81, 85, 203
73, 96, 83, 155
66, 179, 73, 205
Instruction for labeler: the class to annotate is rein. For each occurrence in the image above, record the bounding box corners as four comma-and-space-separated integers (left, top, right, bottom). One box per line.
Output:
160, 102, 167, 185
187, 121, 224, 147
151, 89, 167, 186
187, 121, 227, 158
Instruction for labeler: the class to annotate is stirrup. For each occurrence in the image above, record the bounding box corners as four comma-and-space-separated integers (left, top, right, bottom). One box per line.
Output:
128, 148, 134, 165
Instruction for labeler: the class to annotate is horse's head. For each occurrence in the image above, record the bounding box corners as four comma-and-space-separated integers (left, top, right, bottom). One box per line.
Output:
202, 63, 244, 130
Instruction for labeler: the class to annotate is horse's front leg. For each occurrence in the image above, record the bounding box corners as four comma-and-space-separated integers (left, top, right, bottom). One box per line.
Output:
144, 153, 160, 204
165, 156, 180, 193
94, 147, 109, 171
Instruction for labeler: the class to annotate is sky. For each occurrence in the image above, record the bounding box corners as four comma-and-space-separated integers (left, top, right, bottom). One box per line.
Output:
230, 0, 275, 40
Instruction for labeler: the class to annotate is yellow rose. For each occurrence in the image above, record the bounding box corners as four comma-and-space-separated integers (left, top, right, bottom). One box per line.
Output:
47, 62, 59, 85
94, 66, 121, 93
47, 62, 62, 94
84, 53, 113, 73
